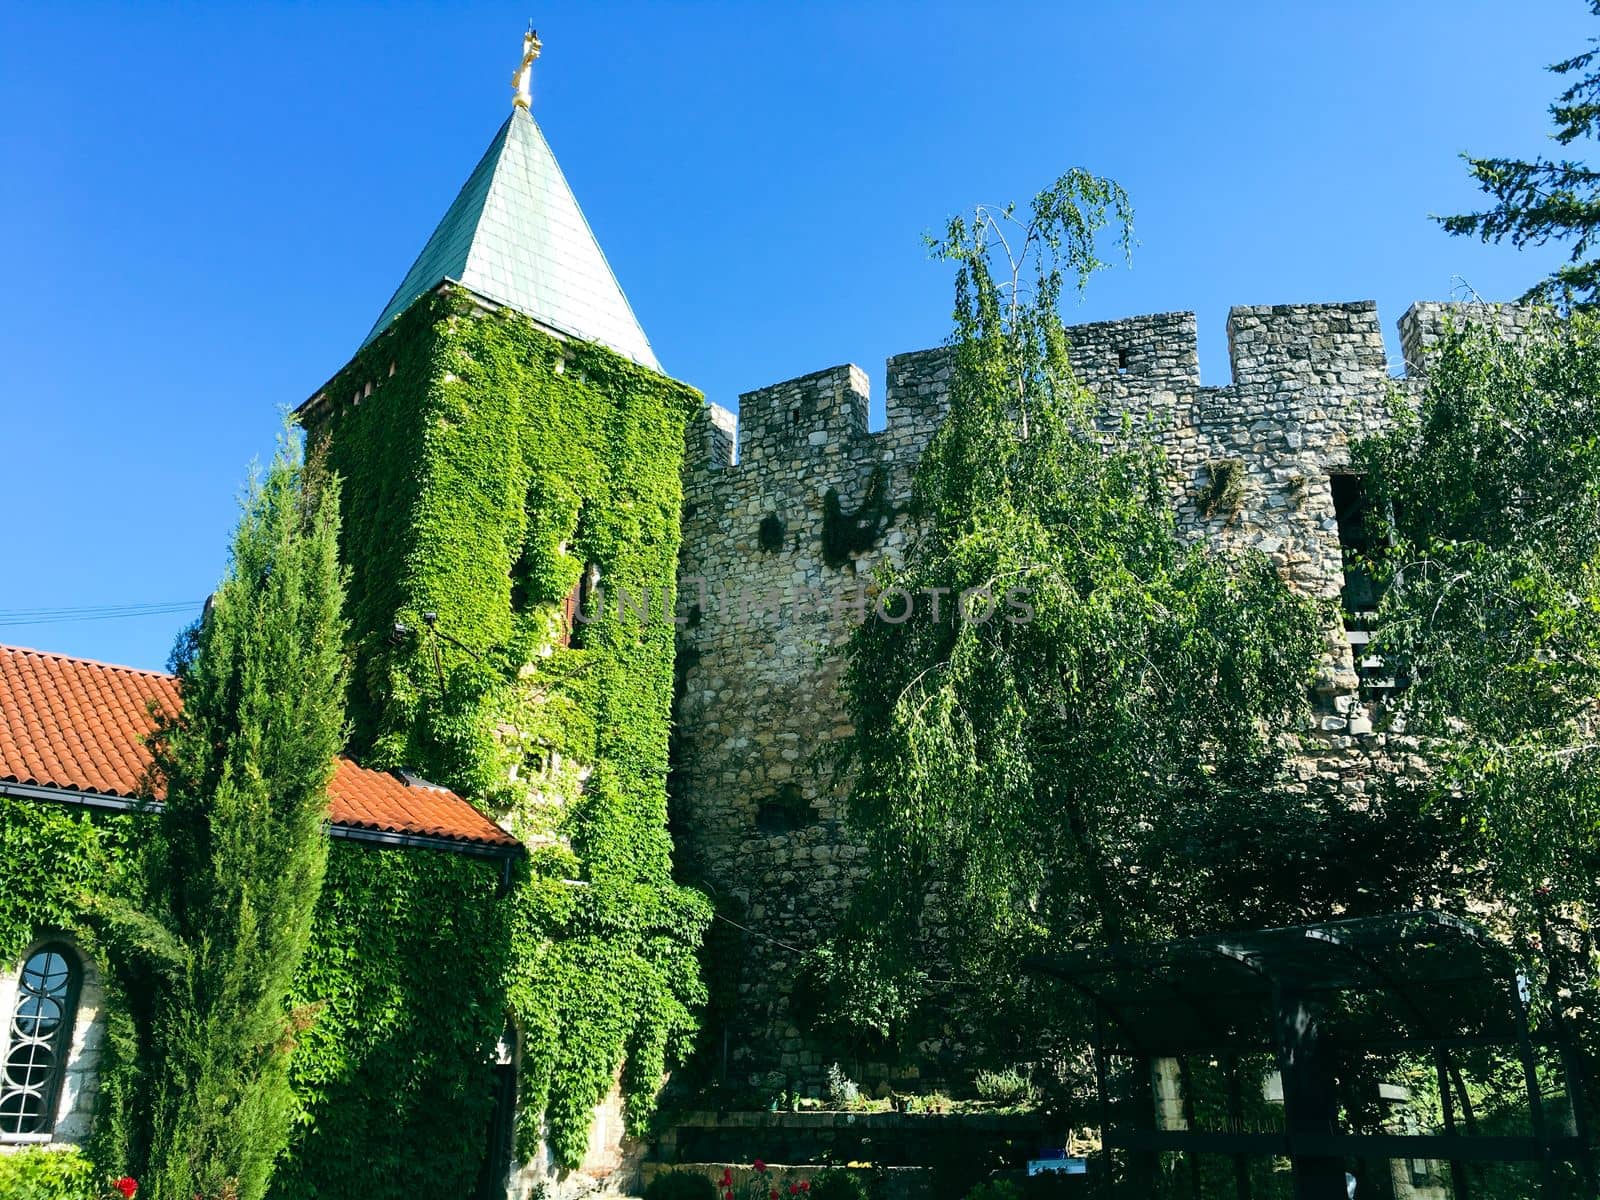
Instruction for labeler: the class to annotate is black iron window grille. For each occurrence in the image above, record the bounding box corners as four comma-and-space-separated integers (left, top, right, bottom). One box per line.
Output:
0, 945, 81, 1137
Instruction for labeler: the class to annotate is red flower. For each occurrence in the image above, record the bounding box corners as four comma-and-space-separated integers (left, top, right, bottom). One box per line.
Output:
725, 1191, 734, 1200
790, 1185, 800, 1195
114, 1181, 138, 1199
754, 1159, 767, 1173
722, 1171, 734, 1186
800, 1184, 810, 1193
770, 1191, 779, 1199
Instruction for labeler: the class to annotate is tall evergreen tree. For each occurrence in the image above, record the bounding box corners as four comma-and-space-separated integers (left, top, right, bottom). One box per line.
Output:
810, 174, 1327, 1050
1440, 1, 1600, 309
96, 434, 347, 1200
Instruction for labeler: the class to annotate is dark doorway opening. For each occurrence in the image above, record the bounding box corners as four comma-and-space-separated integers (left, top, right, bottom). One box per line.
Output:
475, 1021, 519, 1200
1331, 474, 1379, 614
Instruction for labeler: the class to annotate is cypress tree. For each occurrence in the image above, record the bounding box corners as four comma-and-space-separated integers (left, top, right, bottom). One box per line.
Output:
100, 434, 347, 1200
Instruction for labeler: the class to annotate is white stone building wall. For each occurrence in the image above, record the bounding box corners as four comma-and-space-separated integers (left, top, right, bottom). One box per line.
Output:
507, 1075, 646, 1200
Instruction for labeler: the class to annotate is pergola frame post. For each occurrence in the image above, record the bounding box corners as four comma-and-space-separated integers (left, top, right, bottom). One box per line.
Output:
1223, 1052, 1252, 1200
1094, 1017, 1113, 1200
1434, 1044, 1471, 1199
1176, 1055, 1204, 1199
1270, 979, 1345, 1200
1508, 973, 1557, 1199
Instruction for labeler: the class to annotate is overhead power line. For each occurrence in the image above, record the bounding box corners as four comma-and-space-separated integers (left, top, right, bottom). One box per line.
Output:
0, 601, 203, 628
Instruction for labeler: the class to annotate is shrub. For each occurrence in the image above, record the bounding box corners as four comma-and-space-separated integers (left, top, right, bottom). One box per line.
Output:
0, 1147, 101, 1200
973, 1068, 1036, 1104
905, 1091, 951, 1114
809, 1168, 869, 1200
791, 943, 922, 1052
825, 1062, 861, 1108
1018, 1174, 1077, 1200
645, 1171, 719, 1200
963, 1181, 1021, 1200
1200, 458, 1246, 517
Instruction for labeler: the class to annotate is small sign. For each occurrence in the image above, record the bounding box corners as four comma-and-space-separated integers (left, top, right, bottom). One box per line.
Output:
1028, 1159, 1087, 1176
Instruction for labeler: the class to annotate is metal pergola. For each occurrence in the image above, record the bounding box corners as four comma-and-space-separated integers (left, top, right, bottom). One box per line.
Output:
1027, 911, 1595, 1199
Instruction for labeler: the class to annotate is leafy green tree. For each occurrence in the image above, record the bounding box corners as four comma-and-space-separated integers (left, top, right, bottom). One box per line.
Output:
821, 173, 1327, 1044
1439, 1, 1600, 308
94, 434, 347, 1200
1355, 312, 1600, 1055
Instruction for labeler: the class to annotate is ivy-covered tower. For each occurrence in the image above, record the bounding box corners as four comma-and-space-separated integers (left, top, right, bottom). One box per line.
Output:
296, 32, 709, 1190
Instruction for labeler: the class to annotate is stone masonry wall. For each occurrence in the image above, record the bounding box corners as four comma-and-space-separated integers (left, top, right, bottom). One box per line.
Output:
671, 300, 1537, 1090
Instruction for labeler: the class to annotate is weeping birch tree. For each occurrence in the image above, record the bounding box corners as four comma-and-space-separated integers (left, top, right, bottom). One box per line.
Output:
812, 173, 1329, 1047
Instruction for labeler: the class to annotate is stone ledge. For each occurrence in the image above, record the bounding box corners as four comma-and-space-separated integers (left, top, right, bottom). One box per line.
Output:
641, 1163, 931, 1200
666, 1110, 1049, 1133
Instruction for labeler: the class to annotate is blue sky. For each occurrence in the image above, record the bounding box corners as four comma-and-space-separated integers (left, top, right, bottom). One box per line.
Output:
0, 1, 1591, 671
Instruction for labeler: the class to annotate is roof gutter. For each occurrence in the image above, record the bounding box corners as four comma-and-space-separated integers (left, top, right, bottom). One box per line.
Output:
325, 821, 520, 861
0, 780, 522, 866
0, 779, 143, 813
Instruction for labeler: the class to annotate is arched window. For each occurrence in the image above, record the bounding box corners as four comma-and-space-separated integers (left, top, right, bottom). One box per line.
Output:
0, 944, 81, 1136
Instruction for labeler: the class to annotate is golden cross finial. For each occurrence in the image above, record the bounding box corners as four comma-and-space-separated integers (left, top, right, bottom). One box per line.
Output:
512, 25, 542, 110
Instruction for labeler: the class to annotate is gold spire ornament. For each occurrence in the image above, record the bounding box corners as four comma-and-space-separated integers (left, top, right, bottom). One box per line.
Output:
512, 26, 541, 110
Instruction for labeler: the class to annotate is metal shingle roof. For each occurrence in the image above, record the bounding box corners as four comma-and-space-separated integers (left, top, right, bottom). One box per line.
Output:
362, 108, 659, 371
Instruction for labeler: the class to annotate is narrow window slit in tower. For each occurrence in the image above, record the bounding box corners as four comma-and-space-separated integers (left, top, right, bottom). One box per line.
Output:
561, 562, 601, 651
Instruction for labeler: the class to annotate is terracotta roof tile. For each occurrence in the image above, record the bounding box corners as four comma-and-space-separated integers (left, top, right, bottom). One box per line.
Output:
0, 643, 518, 851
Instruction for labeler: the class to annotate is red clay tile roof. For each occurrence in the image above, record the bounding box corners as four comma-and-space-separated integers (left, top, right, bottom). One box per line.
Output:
324, 766, 521, 851
0, 643, 518, 852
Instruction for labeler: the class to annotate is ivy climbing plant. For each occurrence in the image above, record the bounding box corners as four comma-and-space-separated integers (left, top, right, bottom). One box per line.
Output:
307, 286, 710, 1169
0, 793, 514, 1200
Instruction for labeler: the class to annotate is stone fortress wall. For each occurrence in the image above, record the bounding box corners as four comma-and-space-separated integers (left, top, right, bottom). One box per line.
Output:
670, 299, 1542, 1090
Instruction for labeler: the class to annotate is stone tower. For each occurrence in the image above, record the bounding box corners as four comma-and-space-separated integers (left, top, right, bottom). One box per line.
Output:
296, 56, 691, 788
295, 44, 707, 1197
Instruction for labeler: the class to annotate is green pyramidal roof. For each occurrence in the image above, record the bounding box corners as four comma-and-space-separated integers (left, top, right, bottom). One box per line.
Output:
363, 108, 659, 370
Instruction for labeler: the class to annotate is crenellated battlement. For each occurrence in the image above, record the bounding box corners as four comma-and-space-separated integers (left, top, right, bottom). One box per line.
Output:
1225, 300, 1388, 386
672, 298, 1539, 1088
677, 301, 1442, 715
688, 402, 737, 471
685, 302, 1405, 478
1396, 299, 1546, 373
1065, 309, 1202, 389
734, 364, 871, 465
685, 300, 1540, 482
684, 307, 1212, 477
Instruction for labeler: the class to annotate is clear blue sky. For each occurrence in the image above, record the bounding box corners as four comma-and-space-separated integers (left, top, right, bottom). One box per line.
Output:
1, 1, 1590, 671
